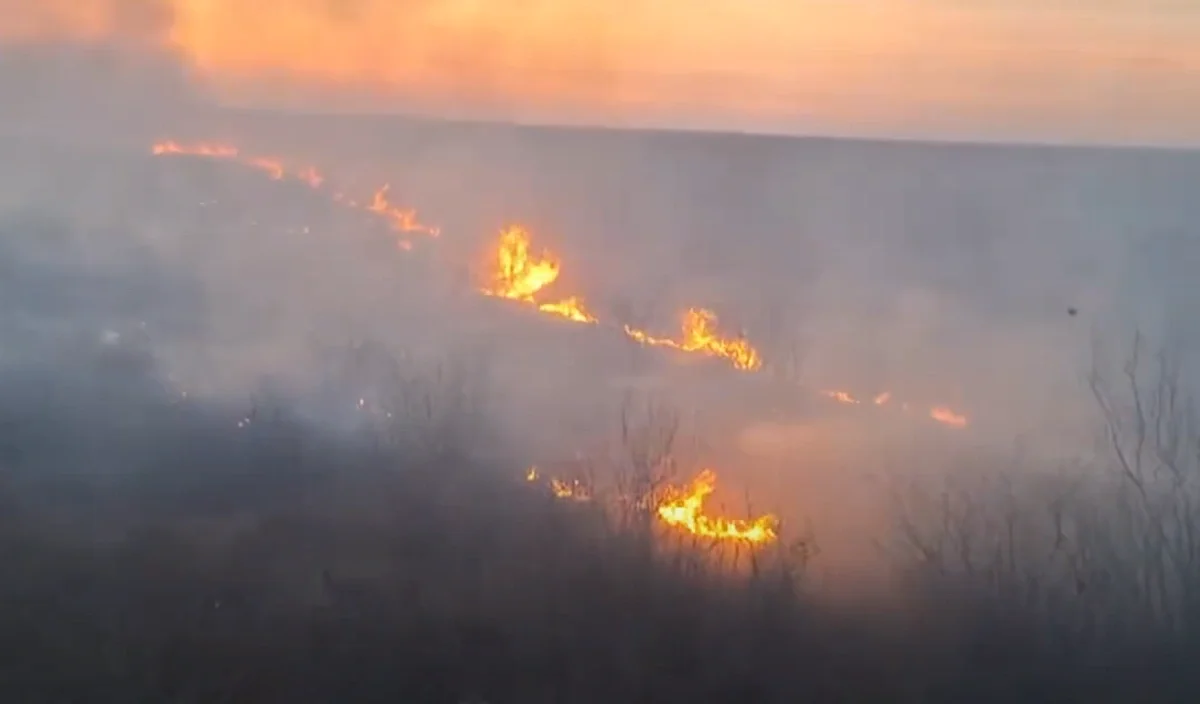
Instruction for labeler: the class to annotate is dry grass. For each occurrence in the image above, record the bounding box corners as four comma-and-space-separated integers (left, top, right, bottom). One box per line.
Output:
0, 340, 1197, 703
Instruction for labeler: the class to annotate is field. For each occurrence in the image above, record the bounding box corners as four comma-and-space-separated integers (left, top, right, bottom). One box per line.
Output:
2, 111, 1200, 701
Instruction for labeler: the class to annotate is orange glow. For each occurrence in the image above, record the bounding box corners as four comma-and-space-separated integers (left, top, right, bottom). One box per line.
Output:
152, 141, 238, 159
550, 478, 592, 502
481, 226, 562, 302
152, 140, 321, 185
624, 309, 762, 372
527, 464, 777, 543
656, 470, 778, 544
930, 406, 969, 428
480, 225, 599, 325
8, 2, 1200, 140
150, 139, 437, 249
824, 390, 861, 405
368, 185, 440, 238
538, 297, 598, 324
151, 136, 970, 429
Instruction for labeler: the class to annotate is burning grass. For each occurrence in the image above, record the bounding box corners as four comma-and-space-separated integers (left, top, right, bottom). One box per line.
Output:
150, 138, 970, 427
0, 340, 1195, 702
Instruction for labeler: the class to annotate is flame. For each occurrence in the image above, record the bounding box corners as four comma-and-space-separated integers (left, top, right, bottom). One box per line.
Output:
930, 406, 969, 428
297, 166, 324, 188
550, 478, 592, 502
525, 466, 590, 500
538, 297, 599, 324
368, 184, 441, 239
150, 140, 441, 252
656, 469, 778, 544
624, 308, 762, 371
247, 156, 285, 180
823, 390, 860, 405
151, 137, 970, 430
528, 464, 775, 543
152, 140, 239, 158
480, 225, 599, 324
152, 140, 322, 186
481, 225, 561, 301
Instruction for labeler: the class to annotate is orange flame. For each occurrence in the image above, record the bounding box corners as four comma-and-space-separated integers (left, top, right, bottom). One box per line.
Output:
151, 138, 970, 430
150, 140, 441, 252
527, 465, 776, 543
538, 297, 599, 324
930, 406, 969, 428
296, 166, 324, 188
481, 225, 599, 324
368, 184, 441, 239
624, 308, 762, 372
550, 478, 592, 502
482, 225, 561, 301
151, 141, 239, 158
656, 469, 778, 544
247, 156, 285, 180
823, 390, 860, 405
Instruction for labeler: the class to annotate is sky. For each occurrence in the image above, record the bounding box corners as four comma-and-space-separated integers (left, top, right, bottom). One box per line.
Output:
5, 0, 1200, 144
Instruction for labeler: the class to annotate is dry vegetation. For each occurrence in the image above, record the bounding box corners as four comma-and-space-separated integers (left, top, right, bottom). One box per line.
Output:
0, 334, 1197, 704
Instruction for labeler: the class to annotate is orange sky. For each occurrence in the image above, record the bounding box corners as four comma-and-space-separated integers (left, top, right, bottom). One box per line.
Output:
5, 0, 1200, 142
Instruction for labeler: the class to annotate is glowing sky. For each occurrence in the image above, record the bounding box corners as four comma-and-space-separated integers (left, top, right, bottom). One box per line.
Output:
6, 0, 1200, 143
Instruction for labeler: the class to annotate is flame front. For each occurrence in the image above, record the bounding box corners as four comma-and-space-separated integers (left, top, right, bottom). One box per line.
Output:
368, 184, 441, 239
152, 141, 239, 158
656, 469, 778, 544
482, 225, 561, 301
528, 465, 776, 544
624, 308, 762, 372
550, 478, 592, 502
150, 140, 436, 250
538, 297, 598, 324
930, 406, 968, 428
480, 225, 599, 324
824, 390, 860, 405
151, 137, 970, 428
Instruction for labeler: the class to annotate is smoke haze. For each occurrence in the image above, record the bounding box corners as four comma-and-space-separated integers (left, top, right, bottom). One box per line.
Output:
4, 6, 1200, 699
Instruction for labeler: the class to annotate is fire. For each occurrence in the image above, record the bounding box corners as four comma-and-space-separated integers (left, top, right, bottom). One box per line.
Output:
151, 140, 324, 187
297, 166, 324, 188
656, 470, 778, 544
527, 464, 776, 544
482, 225, 561, 301
247, 156, 285, 180
823, 390, 860, 405
368, 184, 441, 239
150, 140, 440, 251
538, 297, 599, 324
151, 137, 971, 430
480, 225, 599, 324
152, 141, 239, 158
930, 406, 969, 428
526, 467, 591, 502
550, 478, 592, 502
624, 308, 762, 372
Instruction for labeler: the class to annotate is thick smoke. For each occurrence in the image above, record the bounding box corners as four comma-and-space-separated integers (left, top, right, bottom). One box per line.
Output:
4, 8, 1200, 699
0, 0, 202, 140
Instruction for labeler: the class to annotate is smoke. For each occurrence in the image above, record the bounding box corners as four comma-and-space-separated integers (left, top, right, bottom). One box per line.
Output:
0, 0, 202, 140
4, 0, 1200, 585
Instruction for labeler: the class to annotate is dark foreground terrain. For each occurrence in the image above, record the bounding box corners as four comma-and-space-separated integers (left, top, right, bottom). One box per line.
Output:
0, 343, 1195, 704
